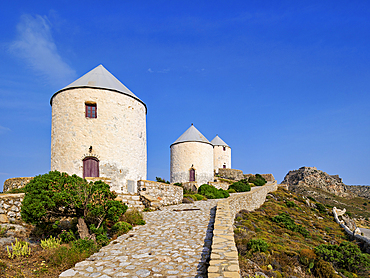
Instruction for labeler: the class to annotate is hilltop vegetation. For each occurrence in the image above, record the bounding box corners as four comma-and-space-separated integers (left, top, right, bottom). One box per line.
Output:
234, 187, 370, 278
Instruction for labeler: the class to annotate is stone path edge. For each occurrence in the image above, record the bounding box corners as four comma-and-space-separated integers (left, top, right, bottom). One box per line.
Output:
208, 182, 279, 278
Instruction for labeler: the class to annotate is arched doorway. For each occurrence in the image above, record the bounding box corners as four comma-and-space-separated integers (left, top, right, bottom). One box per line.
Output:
189, 168, 195, 182
83, 157, 99, 178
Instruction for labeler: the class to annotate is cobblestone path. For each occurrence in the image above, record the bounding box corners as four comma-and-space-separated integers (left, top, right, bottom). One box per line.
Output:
60, 199, 218, 278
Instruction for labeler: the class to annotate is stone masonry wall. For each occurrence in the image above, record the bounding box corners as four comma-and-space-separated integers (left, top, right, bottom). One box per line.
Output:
137, 180, 183, 206
0, 193, 24, 223
208, 182, 278, 278
3, 177, 33, 193
217, 168, 244, 181
208, 181, 230, 191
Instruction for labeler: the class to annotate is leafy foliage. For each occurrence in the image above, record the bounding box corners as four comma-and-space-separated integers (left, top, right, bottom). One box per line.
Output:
7, 239, 31, 259
229, 179, 251, 192
314, 241, 370, 273
155, 177, 170, 184
41, 236, 62, 249
315, 203, 327, 213
59, 229, 76, 243
121, 209, 146, 225
111, 221, 132, 236
248, 174, 267, 186
272, 212, 309, 237
285, 201, 296, 208
198, 184, 230, 199
247, 239, 269, 253
21, 171, 128, 239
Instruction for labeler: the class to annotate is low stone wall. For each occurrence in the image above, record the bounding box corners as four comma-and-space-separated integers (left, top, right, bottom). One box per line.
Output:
333, 207, 370, 253
218, 169, 244, 181
0, 193, 24, 223
208, 181, 230, 191
182, 182, 199, 193
137, 180, 183, 206
208, 182, 278, 278
3, 177, 33, 193
244, 173, 275, 182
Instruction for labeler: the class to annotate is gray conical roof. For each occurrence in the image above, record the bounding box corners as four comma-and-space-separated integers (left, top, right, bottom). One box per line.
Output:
211, 135, 229, 147
50, 65, 145, 110
171, 124, 212, 146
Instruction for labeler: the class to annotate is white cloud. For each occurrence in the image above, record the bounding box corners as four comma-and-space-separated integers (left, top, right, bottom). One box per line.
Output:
0, 125, 11, 134
9, 14, 76, 86
147, 68, 170, 73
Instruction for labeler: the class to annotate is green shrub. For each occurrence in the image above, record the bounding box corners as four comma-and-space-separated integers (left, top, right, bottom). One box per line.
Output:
286, 201, 296, 208
6, 187, 26, 194
313, 259, 341, 278
71, 239, 97, 254
308, 196, 316, 202
6, 239, 31, 259
112, 221, 132, 236
229, 180, 251, 192
248, 174, 266, 186
155, 177, 170, 184
272, 212, 309, 237
316, 203, 327, 213
89, 224, 109, 246
194, 194, 207, 201
59, 229, 76, 243
247, 239, 269, 253
227, 188, 236, 193
198, 184, 229, 199
21, 171, 128, 240
122, 209, 146, 225
300, 248, 316, 266
314, 241, 370, 273
41, 236, 62, 249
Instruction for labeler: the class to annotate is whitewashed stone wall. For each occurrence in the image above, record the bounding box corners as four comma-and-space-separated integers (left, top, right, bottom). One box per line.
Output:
51, 88, 147, 193
137, 180, 183, 206
0, 193, 24, 223
213, 145, 231, 173
170, 141, 214, 185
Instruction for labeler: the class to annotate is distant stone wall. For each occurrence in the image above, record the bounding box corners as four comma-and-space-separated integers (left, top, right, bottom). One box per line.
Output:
333, 207, 370, 253
3, 177, 33, 193
137, 180, 183, 206
208, 181, 230, 191
182, 182, 199, 193
0, 193, 24, 223
346, 185, 370, 200
208, 182, 278, 278
244, 174, 275, 182
217, 168, 244, 181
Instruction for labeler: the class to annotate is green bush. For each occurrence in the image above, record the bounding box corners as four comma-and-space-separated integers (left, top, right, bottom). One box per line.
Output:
286, 201, 296, 208
155, 177, 170, 184
198, 184, 229, 199
40, 236, 62, 249
316, 203, 327, 213
272, 212, 309, 237
194, 194, 207, 201
313, 259, 341, 278
89, 224, 109, 246
247, 239, 269, 253
229, 180, 251, 192
314, 241, 370, 273
21, 171, 128, 240
122, 209, 146, 225
227, 188, 236, 193
111, 221, 132, 236
59, 229, 76, 243
248, 174, 266, 186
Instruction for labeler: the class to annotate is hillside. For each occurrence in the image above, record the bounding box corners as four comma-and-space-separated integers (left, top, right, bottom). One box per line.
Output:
234, 187, 370, 278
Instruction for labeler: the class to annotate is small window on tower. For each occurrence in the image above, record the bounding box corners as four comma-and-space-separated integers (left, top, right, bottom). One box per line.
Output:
85, 103, 97, 118
223, 146, 226, 151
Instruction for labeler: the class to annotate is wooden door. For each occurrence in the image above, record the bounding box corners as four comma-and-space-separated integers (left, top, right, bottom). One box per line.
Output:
189, 168, 195, 182
83, 157, 99, 178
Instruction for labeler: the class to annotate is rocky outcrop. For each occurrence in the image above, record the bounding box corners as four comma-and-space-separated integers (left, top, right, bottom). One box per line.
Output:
281, 167, 350, 197
346, 185, 370, 200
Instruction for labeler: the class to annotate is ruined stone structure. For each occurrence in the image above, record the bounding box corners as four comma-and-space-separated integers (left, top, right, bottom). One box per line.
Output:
170, 124, 214, 185
211, 135, 231, 173
50, 65, 147, 193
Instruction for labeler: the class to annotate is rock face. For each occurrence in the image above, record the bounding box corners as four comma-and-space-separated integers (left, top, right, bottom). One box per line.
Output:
346, 185, 370, 200
281, 167, 350, 197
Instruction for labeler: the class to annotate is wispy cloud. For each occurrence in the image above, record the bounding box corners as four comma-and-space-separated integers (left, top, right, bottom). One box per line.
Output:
9, 14, 76, 86
0, 125, 11, 134
148, 68, 170, 74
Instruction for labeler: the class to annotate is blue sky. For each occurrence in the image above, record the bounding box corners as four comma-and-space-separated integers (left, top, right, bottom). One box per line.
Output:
1, 1, 369, 191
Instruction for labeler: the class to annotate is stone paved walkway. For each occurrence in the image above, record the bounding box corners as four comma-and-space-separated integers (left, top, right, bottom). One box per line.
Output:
60, 199, 218, 278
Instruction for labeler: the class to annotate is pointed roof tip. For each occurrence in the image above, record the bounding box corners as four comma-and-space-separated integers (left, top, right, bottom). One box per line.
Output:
171, 124, 212, 146
211, 135, 229, 147
50, 65, 146, 111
